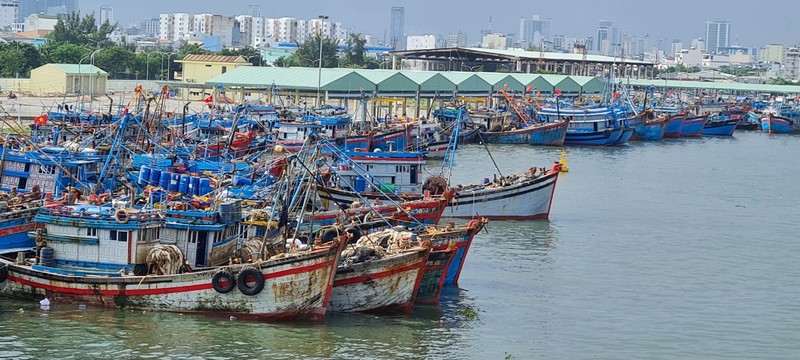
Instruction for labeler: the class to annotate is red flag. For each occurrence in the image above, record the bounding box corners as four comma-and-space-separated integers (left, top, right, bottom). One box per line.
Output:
33, 114, 47, 126
204, 95, 213, 104
555, 89, 562, 96
526, 86, 533, 92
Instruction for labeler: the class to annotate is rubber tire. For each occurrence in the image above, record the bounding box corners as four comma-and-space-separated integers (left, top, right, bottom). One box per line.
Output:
0, 266, 7, 283
345, 227, 362, 243
321, 228, 339, 243
211, 270, 235, 294
237, 267, 264, 296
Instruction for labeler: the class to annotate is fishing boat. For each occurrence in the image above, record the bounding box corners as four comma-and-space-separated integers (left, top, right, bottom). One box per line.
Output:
441, 163, 561, 220
760, 114, 799, 133
330, 227, 430, 314
679, 115, 707, 137
473, 91, 568, 146
702, 115, 738, 136
630, 113, 668, 141
0, 203, 347, 322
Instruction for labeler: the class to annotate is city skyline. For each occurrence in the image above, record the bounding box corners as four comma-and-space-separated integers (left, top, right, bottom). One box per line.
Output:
76, 0, 800, 49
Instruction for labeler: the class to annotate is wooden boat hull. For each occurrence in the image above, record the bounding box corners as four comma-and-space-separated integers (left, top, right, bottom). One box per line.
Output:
415, 245, 455, 304
663, 115, 686, 138
564, 126, 624, 146
702, 119, 737, 136
0, 209, 41, 254
438, 219, 485, 285
330, 247, 429, 314
0, 244, 343, 322
760, 117, 798, 133
479, 121, 567, 146
680, 116, 707, 137
631, 118, 667, 141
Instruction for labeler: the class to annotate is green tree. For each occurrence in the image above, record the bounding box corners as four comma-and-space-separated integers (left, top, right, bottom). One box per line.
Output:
290, 34, 338, 68
0, 42, 44, 77
220, 46, 262, 65
47, 12, 116, 48
93, 46, 136, 79
176, 43, 213, 60
340, 33, 366, 68
44, 43, 92, 64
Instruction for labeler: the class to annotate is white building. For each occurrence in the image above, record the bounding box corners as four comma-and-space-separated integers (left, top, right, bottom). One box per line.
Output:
690, 38, 705, 52
518, 15, 551, 48
670, 40, 683, 57
138, 18, 159, 37
406, 35, 437, 50
481, 33, 508, 50
782, 48, 800, 80
24, 13, 58, 32
159, 13, 195, 42
676, 48, 703, 67
0, 0, 18, 32
99, 5, 113, 26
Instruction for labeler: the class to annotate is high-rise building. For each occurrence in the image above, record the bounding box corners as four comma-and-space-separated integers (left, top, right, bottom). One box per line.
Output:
99, 5, 112, 25
671, 40, 683, 57
552, 34, 565, 51
596, 20, 620, 55
518, 15, 551, 48
761, 44, 784, 63
390, 6, 404, 50
138, 17, 159, 37
0, 0, 18, 30
18, 0, 77, 22
705, 20, 730, 54
446, 31, 467, 48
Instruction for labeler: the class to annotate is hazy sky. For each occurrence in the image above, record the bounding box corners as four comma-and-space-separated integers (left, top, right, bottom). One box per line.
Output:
79, 0, 799, 48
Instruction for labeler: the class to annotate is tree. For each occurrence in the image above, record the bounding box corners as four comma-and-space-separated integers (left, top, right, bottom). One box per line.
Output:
47, 12, 116, 48
340, 33, 366, 68
44, 43, 92, 64
93, 46, 136, 79
220, 46, 262, 65
290, 34, 338, 68
176, 43, 212, 60
0, 42, 44, 77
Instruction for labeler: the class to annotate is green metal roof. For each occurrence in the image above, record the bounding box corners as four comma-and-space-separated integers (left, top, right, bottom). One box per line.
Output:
353, 70, 418, 93
47, 64, 108, 75
439, 72, 491, 92
400, 71, 456, 92
476, 73, 525, 92
205, 67, 800, 96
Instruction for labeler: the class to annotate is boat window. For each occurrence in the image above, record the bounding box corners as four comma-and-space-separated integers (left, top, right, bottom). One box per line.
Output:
109, 230, 128, 242
87, 228, 97, 237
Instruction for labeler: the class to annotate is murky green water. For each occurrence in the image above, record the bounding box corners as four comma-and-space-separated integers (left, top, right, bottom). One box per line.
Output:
2, 131, 799, 359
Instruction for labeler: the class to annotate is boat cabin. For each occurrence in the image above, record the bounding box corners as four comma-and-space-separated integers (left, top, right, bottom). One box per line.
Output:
332, 151, 424, 195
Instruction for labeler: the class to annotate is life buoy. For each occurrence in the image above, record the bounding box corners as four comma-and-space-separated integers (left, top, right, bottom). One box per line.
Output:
237, 267, 264, 296
0, 266, 7, 283
211, 270, 235, 294
114, 209, 129, 224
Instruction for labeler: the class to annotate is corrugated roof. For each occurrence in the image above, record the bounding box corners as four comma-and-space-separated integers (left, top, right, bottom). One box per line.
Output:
204, 67, 800, 95
461, 47, 652, 65
47, 64, 108, 75
179, 54, 248, 63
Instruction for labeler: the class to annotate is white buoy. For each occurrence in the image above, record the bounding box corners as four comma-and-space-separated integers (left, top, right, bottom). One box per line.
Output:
39, 297, 50, 310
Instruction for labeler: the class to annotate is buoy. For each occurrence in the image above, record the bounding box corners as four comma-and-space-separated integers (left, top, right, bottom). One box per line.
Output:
559, 148, 570, 173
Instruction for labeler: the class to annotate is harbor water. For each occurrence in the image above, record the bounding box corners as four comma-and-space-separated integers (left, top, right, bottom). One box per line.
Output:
2, 131, 799, 359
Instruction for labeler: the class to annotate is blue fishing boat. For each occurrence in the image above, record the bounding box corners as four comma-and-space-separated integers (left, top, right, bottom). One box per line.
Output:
760, 114, 798, 133
702, 113, 738, 136
680, 115, 707, 137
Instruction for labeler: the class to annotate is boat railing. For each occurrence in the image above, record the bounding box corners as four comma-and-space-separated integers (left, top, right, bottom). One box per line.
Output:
39, 205, 164, 223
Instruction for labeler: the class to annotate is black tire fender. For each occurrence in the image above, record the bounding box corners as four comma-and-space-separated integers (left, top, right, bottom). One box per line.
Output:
237, 267, 265, 296
211, 270, 235, 294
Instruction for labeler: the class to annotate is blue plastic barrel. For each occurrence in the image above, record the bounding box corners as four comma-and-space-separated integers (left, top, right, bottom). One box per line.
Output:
150, 190, 164, 204
169, 173, 180, 192
179, 174, 190, 194
198, 178, 212, 195
189, 177, 200, 195
218, 202, 234, 225
39, 246, 55, 267
354, 176, 366, 192
150, 169, 162, 185
138, 166, 151, 186
158, 171, 170, 189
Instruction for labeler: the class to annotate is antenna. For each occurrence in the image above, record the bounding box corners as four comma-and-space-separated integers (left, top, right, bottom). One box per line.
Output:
488, 15, 492, 33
